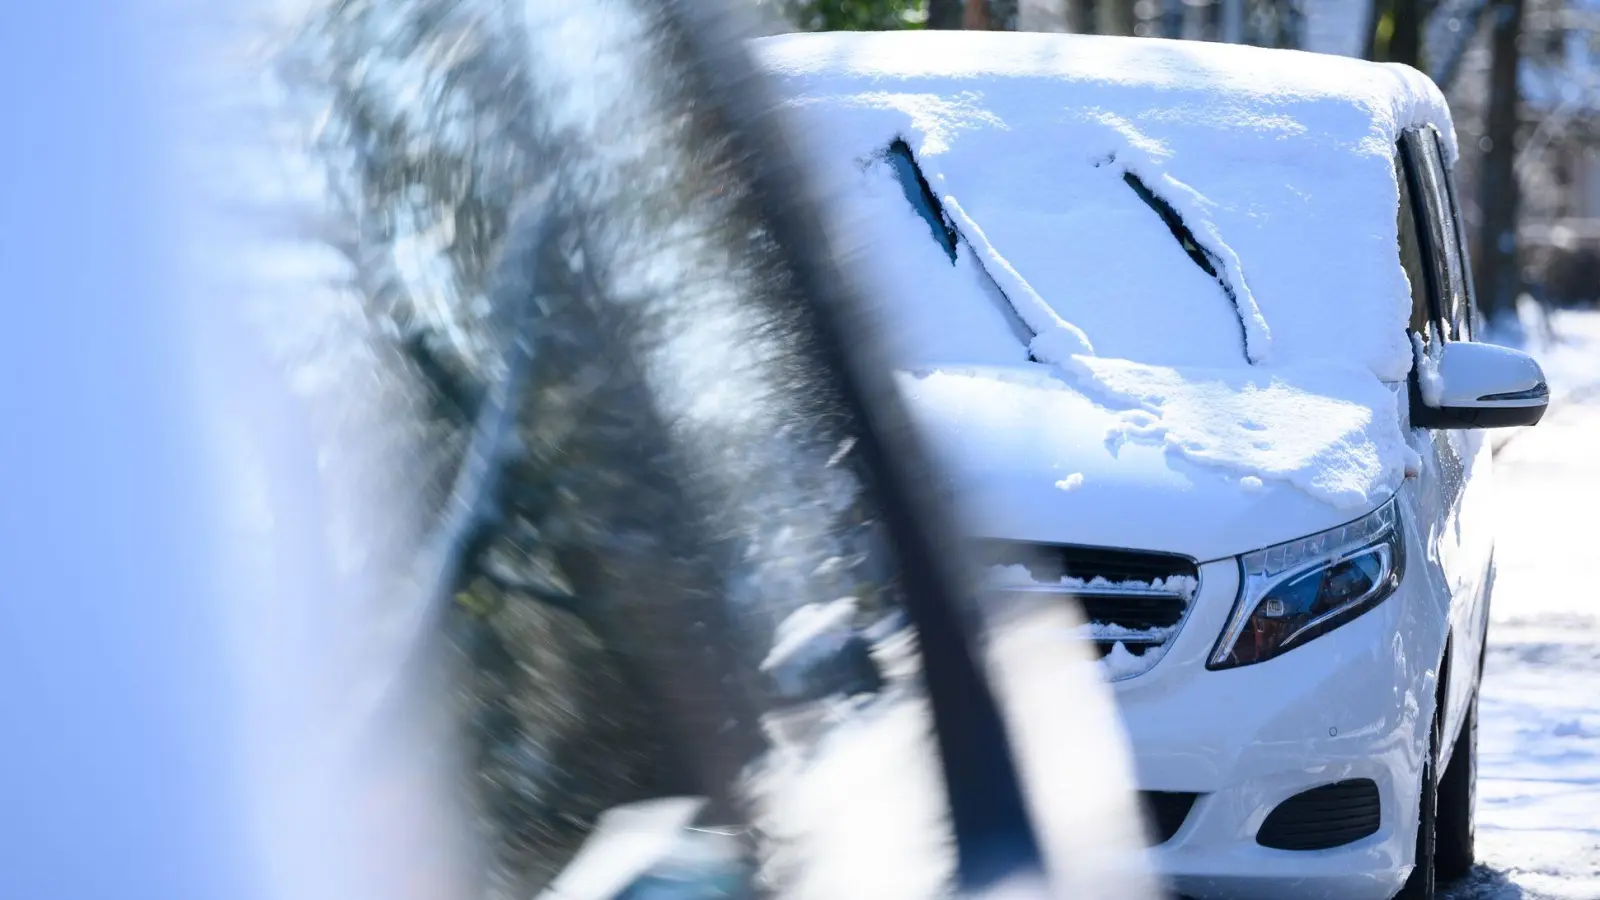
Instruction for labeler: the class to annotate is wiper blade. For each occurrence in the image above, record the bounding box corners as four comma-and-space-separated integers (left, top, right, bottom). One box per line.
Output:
1123, 170, 1259, 364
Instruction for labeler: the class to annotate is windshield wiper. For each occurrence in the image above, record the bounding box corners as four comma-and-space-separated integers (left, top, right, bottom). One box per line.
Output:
886, 139, 959, 264
884, 139, 1042, 356
1123, 170, 1255, 363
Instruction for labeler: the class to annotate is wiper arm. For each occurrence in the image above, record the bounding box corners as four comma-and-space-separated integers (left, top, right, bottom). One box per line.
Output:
941, 194, 1095, 365
1122, 169, 1265, 365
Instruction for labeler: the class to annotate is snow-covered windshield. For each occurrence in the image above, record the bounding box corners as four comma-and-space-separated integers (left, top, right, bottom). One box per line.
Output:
758, 30, 1456, 383
879, 140, 1252, 370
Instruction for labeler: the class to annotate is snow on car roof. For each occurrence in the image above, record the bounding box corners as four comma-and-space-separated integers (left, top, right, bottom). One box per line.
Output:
754, 32, 1446, 513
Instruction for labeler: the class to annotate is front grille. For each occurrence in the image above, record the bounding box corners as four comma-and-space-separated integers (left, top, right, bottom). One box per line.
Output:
1140, 791, 1200, 844
1256, 779, 1382, 851
1077, 593, 1188, 631
979, 542, 1198, 671
1054, 545, 1199, 584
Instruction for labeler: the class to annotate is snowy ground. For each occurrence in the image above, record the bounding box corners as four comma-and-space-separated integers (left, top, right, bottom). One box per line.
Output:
1441, 306, 1600, 900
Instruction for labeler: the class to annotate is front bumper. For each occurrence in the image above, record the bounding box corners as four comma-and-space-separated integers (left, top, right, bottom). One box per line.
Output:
1115, 559, 1443, 900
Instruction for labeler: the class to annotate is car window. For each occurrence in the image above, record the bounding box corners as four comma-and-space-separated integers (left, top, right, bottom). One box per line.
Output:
1395, 153, 1434, 338
1402, 128, 1466, 341
1434, 129, 1478, 341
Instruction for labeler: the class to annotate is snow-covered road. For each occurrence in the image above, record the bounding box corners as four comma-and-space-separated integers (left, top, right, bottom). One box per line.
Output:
1443, 309, 1600, 900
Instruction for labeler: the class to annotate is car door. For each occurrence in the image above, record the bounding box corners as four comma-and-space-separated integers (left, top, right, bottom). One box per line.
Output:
1398, 126, 1493, 754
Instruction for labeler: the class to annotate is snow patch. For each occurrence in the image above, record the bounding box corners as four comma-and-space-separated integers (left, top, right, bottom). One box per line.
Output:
1076, 357, 1415, 511
1411, 327, 1446, 407
941, 194, 1095, 363
1112, 139, 1272, 365
752, 696, 956, 900
762, 599, 860, 695
1099, 642, 1150, 681
986, 563, 1042, 587
898, 366, 1410, 555
985, 564, 1198, 600
983, 565, 1194, 681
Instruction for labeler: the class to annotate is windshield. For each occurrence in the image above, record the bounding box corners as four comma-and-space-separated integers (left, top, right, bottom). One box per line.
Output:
875, 142, 1253, 371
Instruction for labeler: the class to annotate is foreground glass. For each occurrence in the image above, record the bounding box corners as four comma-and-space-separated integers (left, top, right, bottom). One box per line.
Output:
191, 0, 1165, 898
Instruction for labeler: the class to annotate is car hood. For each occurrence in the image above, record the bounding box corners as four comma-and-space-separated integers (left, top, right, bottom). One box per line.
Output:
895, 363, 1405, 563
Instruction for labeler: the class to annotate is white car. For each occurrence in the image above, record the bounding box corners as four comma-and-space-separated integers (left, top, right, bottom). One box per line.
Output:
757, 31, 1550, 900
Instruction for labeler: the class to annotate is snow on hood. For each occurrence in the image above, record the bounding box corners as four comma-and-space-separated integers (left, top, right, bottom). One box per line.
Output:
754, 32, 1447, 530
897, 364, 1415, 560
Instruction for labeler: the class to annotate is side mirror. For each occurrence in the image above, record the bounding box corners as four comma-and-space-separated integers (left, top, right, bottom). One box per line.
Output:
1411, 339, 1550, 429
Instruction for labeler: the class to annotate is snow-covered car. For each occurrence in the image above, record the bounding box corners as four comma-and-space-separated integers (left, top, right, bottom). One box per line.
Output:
756, 31, 1550, 900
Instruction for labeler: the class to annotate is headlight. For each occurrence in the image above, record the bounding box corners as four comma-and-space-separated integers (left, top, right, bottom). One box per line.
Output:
1208, 498, 1404, 670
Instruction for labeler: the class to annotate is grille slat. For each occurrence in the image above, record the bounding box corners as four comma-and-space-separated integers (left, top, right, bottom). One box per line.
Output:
1271, 823, 1382, 832
1267, 815, 1383, 828
1256, 779, 1382, 851
1057, 545, 1193, 582
1078, 595, 1189, 630
1267, 807, 1382, 819
977, 541, 1199, 585
1267, 804, 1381, 816
1266, 814, 1384, 825
980, 541, 1199, 675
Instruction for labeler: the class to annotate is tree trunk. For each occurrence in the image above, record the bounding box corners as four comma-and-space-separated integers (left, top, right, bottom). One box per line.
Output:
1366, 0, 1426, 66
1389, 0, 1424, 68
1097, 0, 1136, 35
1159, 0, 1184, 38
964, 0, 993, 28
1017, 0, 1078, 33
1220, 0, 1245, 43
1477, 0, 1526, 317
928, 0, 964, 29
1431, 0, 1490, 91
1363, 0, 1383, 59
990, 0, 1019, 29
1064, 0, 1087, 32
